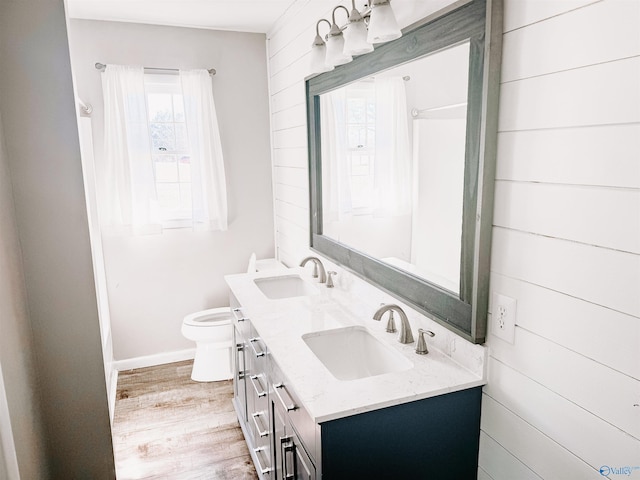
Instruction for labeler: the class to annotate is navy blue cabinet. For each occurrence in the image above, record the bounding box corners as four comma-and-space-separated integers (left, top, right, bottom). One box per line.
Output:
320, 387, 482, 479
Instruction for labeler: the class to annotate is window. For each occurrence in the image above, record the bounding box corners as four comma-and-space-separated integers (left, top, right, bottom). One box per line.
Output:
144, 74, 192, 227
102, 65, 227, 233
344, 81, 376, 212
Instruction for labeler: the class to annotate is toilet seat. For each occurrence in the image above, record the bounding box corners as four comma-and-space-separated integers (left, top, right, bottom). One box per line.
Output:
183, 307, 232, 327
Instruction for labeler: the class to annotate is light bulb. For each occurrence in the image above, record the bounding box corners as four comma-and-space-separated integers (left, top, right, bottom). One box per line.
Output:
367, 0, 401, 44
309, 19, 334, 74
310, 39, 333, 74
343, 8, 374, 56
326, 32, 353, 67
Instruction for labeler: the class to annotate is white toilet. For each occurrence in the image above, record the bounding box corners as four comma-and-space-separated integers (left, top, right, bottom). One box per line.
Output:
181, 307, 233, 382
182, 255, 287, 382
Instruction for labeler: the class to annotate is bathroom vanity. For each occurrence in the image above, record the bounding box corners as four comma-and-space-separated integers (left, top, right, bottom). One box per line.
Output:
226, 269, 486, 479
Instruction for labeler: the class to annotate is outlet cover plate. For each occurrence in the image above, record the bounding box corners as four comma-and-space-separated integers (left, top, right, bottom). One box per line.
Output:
492, 293, 516, 344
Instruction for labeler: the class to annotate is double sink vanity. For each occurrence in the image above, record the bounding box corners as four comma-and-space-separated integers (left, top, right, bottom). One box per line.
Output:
225, 263, 486, 479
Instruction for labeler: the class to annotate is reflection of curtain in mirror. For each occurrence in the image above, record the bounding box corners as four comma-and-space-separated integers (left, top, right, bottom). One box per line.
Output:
320, 88, 352, 221
373, 76, 412, 217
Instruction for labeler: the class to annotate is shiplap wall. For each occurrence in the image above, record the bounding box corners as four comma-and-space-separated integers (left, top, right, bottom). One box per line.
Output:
481, 0, 640, 477
266, 0, 640, 478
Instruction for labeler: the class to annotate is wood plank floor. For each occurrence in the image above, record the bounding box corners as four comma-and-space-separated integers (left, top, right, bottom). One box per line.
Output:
112, 360, 258, 480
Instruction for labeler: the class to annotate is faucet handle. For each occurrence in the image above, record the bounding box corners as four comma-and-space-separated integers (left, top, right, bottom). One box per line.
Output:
326, 271, 337, 288
416, 329, 435, 355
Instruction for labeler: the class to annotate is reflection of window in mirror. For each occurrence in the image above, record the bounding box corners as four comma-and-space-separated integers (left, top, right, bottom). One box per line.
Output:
321, 78, 411, 221
346, 81, 376, 212
319, 42, 470, 295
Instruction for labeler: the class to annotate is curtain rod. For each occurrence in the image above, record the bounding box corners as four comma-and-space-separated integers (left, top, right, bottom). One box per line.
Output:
94, 62, 216, 76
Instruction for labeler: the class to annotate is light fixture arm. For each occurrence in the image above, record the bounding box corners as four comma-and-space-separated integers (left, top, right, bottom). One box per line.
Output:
314, 18, 332, 45
329, 5, 351, 36
352, 0, 371, 20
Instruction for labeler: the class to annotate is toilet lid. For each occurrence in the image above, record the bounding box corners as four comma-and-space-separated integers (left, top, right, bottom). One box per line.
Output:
183, 308, 232, 327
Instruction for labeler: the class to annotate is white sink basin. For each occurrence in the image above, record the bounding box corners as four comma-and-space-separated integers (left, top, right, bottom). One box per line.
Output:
254, 275, 319, 300
302, 326, 413, 381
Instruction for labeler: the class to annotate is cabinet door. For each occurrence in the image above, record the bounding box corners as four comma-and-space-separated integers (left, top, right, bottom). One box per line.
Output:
281, 431, 315, 480
232, 326, 247, 423
272, 400, 286, 480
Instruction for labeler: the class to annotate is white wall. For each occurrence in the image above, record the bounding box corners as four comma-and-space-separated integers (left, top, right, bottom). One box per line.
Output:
68, 20, 275, 362
266, 0, 640, 478
0, 114, 49, 479
0, 0, 115, 476
481, 1, 639, 477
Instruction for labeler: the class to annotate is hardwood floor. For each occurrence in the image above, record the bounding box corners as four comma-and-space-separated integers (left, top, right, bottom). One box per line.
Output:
112, 360, 258, 480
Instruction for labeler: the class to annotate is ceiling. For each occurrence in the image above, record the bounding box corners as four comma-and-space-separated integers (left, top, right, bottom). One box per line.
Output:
65, 0, 301, 34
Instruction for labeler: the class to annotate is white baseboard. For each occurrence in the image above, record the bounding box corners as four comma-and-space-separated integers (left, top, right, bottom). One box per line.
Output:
113, 348, 196, 372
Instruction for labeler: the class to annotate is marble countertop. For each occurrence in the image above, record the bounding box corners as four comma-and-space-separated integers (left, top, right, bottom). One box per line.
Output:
225, 267, 486, 424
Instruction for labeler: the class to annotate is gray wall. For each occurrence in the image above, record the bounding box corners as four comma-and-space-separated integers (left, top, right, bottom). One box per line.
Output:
0, 0, 115, 477
0, 113, 49, 479
68, 20, 276, 362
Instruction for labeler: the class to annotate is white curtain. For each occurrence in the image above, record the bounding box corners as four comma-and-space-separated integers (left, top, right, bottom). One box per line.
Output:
374, 76, 412, 216
101, 65, 227, 233
180, 69, 228, 231
320, 88, 352, 221
102, 64, 161, 234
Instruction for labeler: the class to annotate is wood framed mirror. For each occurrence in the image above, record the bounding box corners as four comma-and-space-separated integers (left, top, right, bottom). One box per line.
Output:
306, 0, 502, 343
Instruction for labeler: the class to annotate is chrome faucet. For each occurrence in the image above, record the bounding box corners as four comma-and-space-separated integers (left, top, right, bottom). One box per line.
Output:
299, 256, 327, 283
373, 304, 414, 344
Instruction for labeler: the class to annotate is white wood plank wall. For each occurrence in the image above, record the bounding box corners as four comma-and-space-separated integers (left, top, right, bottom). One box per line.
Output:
483, 1, 640, 478
266, 0, 640, 478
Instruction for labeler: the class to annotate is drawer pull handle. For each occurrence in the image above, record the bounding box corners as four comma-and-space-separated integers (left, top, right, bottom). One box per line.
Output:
253, 446, 272, 475
249, 374, 267, 397
251, 411, 269, 437
280, 436, 295, 479
249, 337, 266, 357
273, 382, 297, 412
235, 343, 245, 379
232, 307, 248, 322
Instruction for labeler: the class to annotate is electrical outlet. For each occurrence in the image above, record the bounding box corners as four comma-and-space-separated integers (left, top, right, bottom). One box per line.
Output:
492, 293, 516, 344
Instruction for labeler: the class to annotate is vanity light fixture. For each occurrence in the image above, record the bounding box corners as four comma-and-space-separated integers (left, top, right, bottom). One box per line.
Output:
310, 19, 335, 74
326, 6, 353, 67
367, 0, 402, 44
310, 0, 402, 74
343, 1, 374, 56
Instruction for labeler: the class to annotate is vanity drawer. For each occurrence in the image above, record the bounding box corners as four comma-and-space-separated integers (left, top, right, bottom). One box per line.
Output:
232, 306, 251, 339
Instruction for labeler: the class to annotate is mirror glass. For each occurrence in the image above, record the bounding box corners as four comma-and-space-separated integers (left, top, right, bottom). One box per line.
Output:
319, 42, 470, 294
